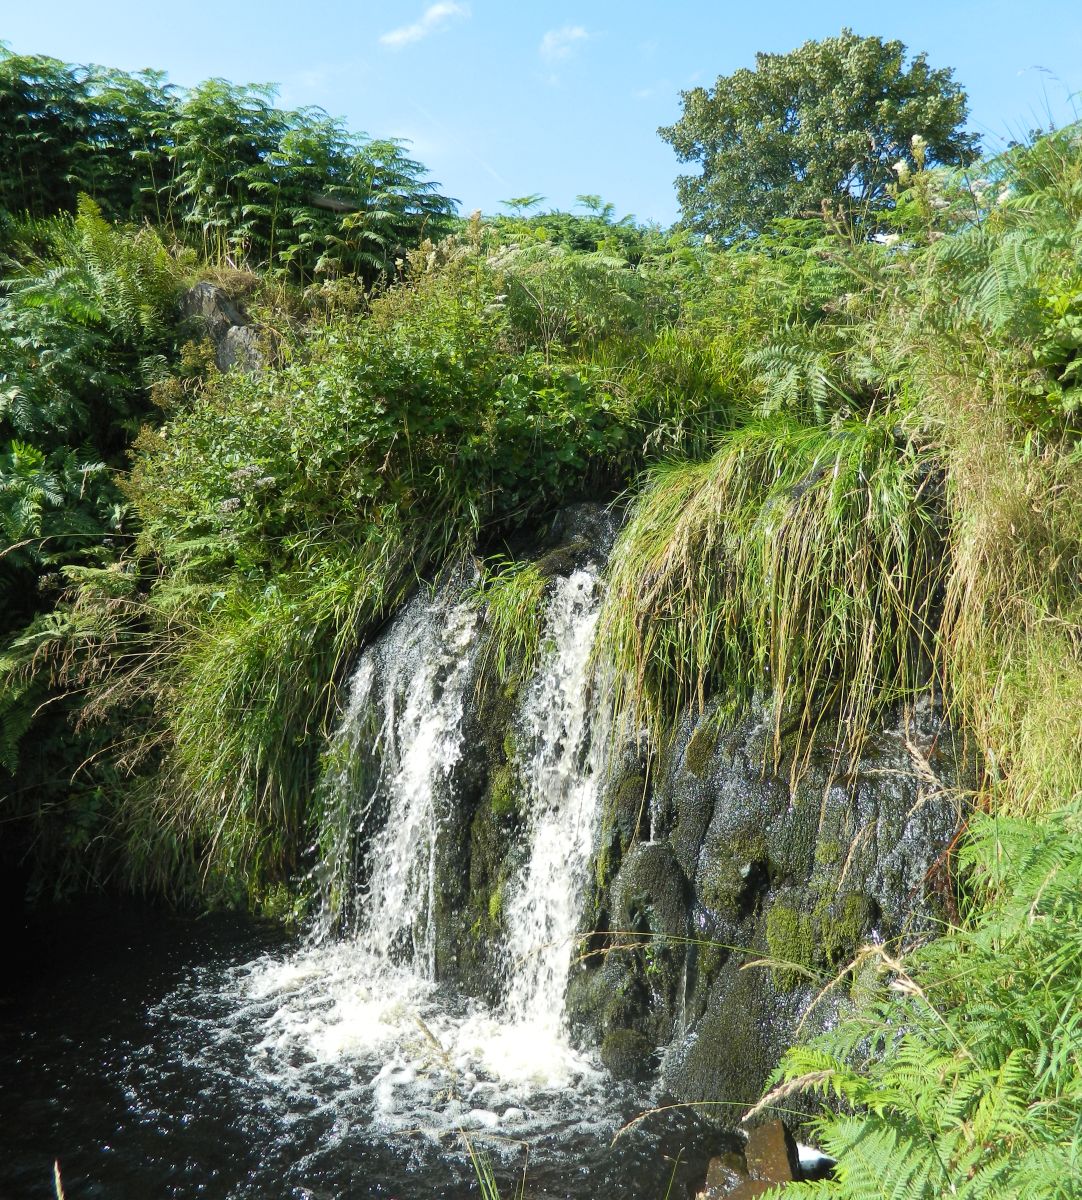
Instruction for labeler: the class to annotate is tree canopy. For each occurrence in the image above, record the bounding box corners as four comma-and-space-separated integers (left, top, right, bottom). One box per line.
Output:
659, 29, 979, 237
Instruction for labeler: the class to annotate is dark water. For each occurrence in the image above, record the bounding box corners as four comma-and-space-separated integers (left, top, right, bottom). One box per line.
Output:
1, 908, 729, 1200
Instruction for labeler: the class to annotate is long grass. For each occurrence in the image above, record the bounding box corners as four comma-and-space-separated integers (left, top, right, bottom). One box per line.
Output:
597, 414, 946, 775
469, 558, 548, 688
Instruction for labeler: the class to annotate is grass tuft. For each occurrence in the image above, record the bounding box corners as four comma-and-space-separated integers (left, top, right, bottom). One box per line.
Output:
597, 414, 946, 776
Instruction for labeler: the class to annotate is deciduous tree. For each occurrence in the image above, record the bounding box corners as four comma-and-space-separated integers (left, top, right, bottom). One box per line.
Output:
659, 29, 979, 236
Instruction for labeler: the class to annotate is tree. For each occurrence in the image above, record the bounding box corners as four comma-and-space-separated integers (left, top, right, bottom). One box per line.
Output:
659, 29, 979, 237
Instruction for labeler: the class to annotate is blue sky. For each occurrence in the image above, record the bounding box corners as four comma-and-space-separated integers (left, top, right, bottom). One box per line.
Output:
4, 2, 1081, 225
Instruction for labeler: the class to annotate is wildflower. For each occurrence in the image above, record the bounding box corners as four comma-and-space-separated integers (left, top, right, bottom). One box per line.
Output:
228, 464, 262, 486
219, 497, 242, 513
893, 160, 911, 185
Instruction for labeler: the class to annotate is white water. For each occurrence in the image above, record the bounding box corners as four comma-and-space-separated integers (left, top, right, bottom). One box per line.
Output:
503, 568, 606, 1031
213, 566, 617, 1147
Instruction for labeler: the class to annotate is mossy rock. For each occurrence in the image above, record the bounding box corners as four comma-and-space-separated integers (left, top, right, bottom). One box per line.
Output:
685, 720, 719, 778
765, 904, 817, 991
697, 847, 769, 921
814, 839, 841, 868
488, 761, 521, 818
612, 842, 689, 937
696, 936, 726, 985
533, 538, 589, 580
606, 771, 648, 850
818, 891, 876, 965
600, 1028, 654, 1082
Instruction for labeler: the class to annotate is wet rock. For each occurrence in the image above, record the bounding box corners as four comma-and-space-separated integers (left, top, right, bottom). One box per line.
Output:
696, 1151, 748, 1197
600, 1028, 654, 1081
695, 1123, 801, 1198
572, 700, 964, 1121
612, 841, 689, 939
746, 1120, 800, 1182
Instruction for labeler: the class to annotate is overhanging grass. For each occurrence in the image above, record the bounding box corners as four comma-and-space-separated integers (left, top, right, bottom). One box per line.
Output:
469, 558, 548, 689
597, 415, 946, 774
928, 366, 1082, 817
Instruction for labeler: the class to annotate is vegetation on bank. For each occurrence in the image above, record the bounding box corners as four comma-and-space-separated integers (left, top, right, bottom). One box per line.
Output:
0, 32, 1079, 1199
759, 802, 1082, 1198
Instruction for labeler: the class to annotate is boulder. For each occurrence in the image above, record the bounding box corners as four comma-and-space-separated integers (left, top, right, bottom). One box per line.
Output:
181, 282, 264, 374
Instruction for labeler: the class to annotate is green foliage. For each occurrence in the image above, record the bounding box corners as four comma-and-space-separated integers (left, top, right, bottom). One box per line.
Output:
471, 558, 548, 688
0, 46, 455, 282
763, 801, 1082, 1199
0, 199, 182, 641
1, 51, 1078, 920
112, 256, 640, 885
660, 29, 979, 236
597, 416, 945, 773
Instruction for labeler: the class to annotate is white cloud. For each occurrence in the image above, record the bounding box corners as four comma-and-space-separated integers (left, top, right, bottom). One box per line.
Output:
380, 3, 469, 49
539, 25, 589, 63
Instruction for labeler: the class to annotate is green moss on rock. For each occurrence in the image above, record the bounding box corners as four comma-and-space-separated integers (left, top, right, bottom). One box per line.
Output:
819, 891, 875, 965
814, 839, 841, 868
765, 904, 816, 990
488, 762, 520, 818
685, 721, 718, 778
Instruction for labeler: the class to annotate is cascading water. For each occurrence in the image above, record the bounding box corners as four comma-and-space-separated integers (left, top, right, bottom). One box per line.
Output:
315, 589, 480, 969
503, 567, 607, 1033
179, 556, 624, 1170
2, 503, 958, 1198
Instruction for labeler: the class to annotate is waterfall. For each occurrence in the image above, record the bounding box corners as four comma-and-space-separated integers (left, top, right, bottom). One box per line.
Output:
502, 566, 606, 1031
216, 545, 620, 1146
315, 587, 479, 968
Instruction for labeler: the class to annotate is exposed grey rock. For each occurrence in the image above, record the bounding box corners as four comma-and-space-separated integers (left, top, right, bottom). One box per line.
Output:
219, 323, 264, 374
569, 695, 964, 1115
181, 282, 264, 374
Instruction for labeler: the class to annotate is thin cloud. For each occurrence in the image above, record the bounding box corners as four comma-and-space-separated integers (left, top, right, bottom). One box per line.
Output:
380, 3, 469, 50
539, 25, 589, 63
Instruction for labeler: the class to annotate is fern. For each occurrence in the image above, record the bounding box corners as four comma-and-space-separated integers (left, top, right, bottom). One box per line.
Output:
766, 804, 1082, 1200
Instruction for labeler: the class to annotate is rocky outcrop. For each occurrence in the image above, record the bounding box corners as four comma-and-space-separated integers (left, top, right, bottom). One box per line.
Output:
181, 282, 265, 374
695, 1121, 812, 1198
566, 695, 964, 1115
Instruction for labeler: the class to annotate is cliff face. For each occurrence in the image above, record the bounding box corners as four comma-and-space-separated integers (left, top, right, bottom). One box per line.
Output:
325, 501, 962, 1114
566, 694, 961, 1111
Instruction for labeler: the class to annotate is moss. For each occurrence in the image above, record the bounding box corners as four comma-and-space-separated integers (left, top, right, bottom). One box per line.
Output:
814, 839, 841, 867
600, 1027, 654, 1081
534, 537, 588, 580
698, 855, 747, 919
697, 939, 725, 982
488, 761, 520, 818
685, 721, 718, 778
594, 830, 618, 893
765, 904, 817, 990
606, 771, 647, 853
488, 885, 503, 923
819, 891, 875, 965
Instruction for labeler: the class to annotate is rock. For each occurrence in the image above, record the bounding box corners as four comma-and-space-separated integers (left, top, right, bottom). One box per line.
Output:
696, 1151, 748, 1197
181, 282, 264, 374
746, 1120, 800, 1182
600, 1028, 653, 1081
612, 841, 689, 938
181, 281, 244, 341
218, 323, 264, 373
